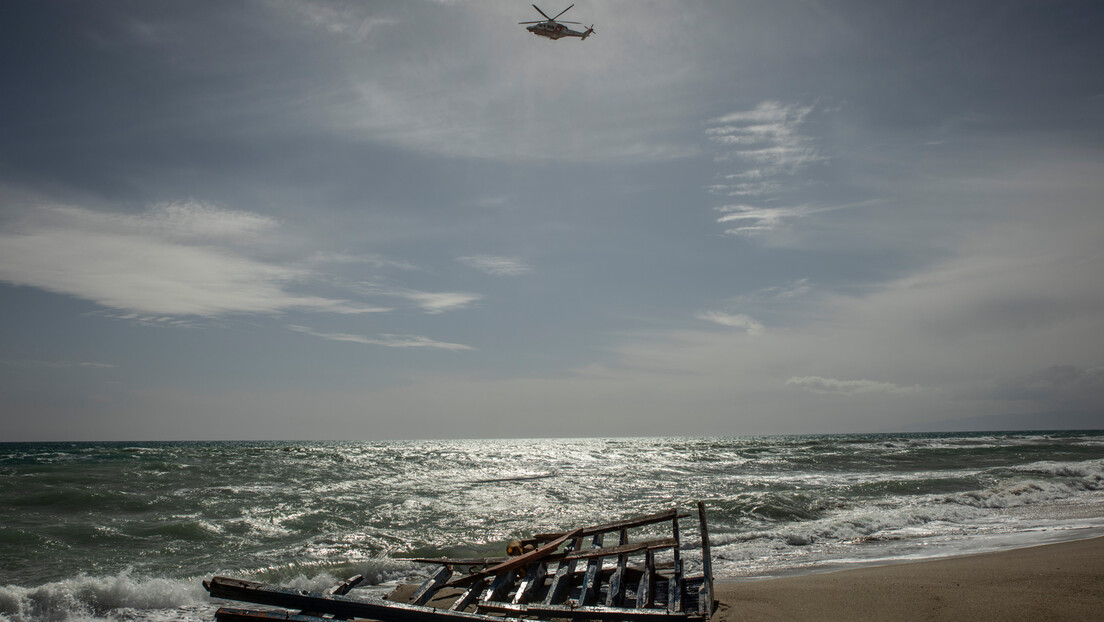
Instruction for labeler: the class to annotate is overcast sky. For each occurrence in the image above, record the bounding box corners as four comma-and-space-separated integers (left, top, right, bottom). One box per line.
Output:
2, 0, 1102, 441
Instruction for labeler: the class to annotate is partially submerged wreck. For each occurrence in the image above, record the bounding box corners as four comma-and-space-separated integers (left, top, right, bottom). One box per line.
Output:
205, 502, 716, 622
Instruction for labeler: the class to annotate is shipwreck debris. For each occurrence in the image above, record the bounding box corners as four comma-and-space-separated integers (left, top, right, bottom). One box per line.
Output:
204, 502, 716, 622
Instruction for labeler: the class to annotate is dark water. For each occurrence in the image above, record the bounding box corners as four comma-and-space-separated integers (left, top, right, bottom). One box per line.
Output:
2, 432, 1103, 621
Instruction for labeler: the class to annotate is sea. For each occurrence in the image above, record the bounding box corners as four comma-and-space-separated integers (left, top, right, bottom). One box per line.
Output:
2, 432, 1104, 622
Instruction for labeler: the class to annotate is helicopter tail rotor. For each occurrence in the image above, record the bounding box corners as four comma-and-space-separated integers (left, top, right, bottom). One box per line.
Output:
581, 25, 595, 40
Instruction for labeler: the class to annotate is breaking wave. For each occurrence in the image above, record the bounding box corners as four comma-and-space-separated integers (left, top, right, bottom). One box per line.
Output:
954, 459, 1104, 508
0, 557, 425, 622
0, 571, 208, 622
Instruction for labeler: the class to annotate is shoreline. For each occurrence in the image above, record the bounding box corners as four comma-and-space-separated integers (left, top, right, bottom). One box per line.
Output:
717, 524, 1104, 583
713, 535, 1104, 621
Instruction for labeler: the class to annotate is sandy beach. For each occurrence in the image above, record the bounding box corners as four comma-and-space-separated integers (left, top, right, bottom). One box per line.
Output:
714, 536, 1104, 621
387, 536, 1104, 621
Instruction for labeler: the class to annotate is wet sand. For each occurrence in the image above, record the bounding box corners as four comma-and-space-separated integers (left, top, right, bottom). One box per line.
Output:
713, 536, 1104, 621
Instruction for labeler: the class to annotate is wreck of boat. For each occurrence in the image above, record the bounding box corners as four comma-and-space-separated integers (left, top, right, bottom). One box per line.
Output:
205, 502, 716, 622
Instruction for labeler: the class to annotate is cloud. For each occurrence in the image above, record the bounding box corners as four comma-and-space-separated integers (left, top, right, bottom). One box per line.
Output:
307, 251, 421, 272
1, 359, 116, 369
105, 313, 204, 328
0, 203, 387, 317
707, 101, 823, 174
714, 203, 813, 235
456, 255, 532, 276
705, 101, 836, 238
463, 196, 510, 208
333, 281, 483, 314
39, 200, 279, 243
712, 179, 784, 197
786, 376, 923, 395
287, 325, 472, 351
396, 290, 481, 314
744, 278, 812, 301
695, 311, 765, 335
292, 3, 398, 42
713, 199, 877, 236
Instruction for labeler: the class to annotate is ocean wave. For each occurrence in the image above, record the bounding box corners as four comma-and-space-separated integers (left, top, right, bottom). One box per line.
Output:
843, 474, 983, 497
129, 519, 222, 541
0, 528, 43, 547
245, 556, 419, 587
0, 570, 208, 622
0, 559, 423, 622
713, 500, 980, 551
711, 491, 839, 523
711, 461, 1104, 550
951, 459, 1104, 509
1011, 459, 1104, 482
5, 487, 149, 513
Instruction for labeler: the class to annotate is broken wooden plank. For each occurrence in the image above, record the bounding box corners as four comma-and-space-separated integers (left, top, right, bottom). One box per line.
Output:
532, 509, 687, 541
449, 577, 487, 612
330, 574, 366, 596
560, 537, 678, 562
416, 537, 673, 570
401, 556, 507, 566
477, 601, 691, 621
542, 537, 582, 605
411, 565, 453, 606
300, 573, 368, 617
404, 539, 673, 568
667, 514, 683, 614
205, 576, 504, 622
447, 528, 581, 588
479, 569, 516, 603
512, 561, 546, 604
577, 532, 605, 606
636, 549, 655, 609
696, 501, 715, 617
405, 512, 681, 566
605, 528, 629, 607
215, 607, 329, 622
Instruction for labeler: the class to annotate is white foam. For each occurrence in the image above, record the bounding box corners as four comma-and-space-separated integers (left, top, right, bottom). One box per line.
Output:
0, 570, 208, 622
955, 459, 1104, 508
705, 459, 1104, 579
0, 560, 423, 622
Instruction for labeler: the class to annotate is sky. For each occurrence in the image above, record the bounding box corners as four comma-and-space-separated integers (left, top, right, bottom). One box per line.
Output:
1, 0, 1102, 441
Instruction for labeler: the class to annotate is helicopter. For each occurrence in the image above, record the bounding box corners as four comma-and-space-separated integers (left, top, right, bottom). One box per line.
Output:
520, 4, 595, 41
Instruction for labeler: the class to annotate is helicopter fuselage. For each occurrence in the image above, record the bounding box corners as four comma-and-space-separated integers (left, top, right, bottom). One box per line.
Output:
526, 21, 589, 40
520, 5, 593, 41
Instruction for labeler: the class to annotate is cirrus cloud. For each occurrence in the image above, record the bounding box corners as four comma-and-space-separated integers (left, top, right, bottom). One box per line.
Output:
0, 202, 386, 317
456, 255, 532, 276
786, 376, 923, 395
696, 311, 765, 335
287, 324, 472, 351
707, 101, 823, 175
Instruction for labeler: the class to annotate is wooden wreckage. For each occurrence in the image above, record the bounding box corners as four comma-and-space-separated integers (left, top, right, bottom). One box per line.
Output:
205, 502, 716, 622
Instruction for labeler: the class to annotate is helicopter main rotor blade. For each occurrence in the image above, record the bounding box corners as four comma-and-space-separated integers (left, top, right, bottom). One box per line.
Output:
552, 4, 574, 21
519, 20, 544, 24
531, 5, 552, 20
